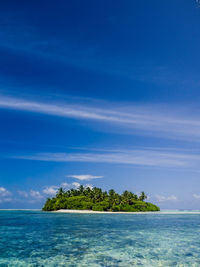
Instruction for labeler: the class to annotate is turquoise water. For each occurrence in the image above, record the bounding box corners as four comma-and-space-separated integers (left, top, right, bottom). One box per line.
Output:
1, 211, 200, 266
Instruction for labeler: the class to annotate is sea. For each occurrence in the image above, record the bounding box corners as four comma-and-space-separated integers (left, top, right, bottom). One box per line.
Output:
0, 210, 200, 266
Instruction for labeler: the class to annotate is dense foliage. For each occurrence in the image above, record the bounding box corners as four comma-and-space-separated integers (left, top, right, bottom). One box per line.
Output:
42, 186, 160, 212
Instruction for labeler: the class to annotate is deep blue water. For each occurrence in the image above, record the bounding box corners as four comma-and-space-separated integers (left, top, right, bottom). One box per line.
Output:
1, 211, 200, 266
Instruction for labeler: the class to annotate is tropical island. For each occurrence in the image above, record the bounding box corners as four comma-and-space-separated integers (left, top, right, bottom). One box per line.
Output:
42, 185, 160, 212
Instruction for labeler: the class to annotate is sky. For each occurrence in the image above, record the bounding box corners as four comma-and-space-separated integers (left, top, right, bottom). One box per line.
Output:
0, 0, 200, 209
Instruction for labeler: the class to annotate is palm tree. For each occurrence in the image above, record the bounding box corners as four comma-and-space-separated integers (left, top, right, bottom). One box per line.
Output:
70, 188, 76, 196
56, 187, 64, 198
102, 191, 108, 200
139, 191, 147, 201
78, 185, 84, 194
83, 186, 91, 197
112, 193, 120, 205
109, 189, 115, 198
92, 187, 103, 203
121, 190, 134, 204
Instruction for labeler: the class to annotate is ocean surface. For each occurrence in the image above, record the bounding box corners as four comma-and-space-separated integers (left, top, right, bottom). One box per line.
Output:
1, 210, 200, 266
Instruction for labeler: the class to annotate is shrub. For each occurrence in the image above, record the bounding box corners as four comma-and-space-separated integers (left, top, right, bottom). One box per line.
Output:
92, 205, 104, 211
111, 205, 120, 212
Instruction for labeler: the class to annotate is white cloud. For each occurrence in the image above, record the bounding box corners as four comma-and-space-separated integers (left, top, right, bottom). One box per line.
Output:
30, 190, 43, 200
0, 198, 12, 204
2, 95, 200, 141
146, 195, 151, 200
14, 148, 200, 170
17, 190, 28, 198
85, 184, 93, 189
43, 186, 58, 196
192, 194, 200, 199
42, 182, 83, 196
61, 183, 70, 189
0, 187, 11, 197
72, 182, 80, 188
66, 174, 103, 181
155, 195, 177, 202
0, 187, 12, 203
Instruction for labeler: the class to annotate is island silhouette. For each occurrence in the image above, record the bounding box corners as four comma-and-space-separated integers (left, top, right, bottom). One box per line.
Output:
43, 185, 160, 212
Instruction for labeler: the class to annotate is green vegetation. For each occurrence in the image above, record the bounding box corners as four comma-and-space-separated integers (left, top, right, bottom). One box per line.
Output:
42, 185, 160, 212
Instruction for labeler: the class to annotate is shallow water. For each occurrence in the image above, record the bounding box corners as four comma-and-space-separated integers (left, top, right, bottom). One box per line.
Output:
0, 210, 200, 266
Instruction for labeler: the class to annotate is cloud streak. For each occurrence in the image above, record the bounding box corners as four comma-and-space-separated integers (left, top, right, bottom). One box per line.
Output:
1, 95, 200, 141
155, 195, 177, 202
66, 174, 103, 181
42, 182, 88, 196
30, 190, 43, 200
43, 186, 58, 196
192, 194, 200, 199
11, 148, 200, 170
0, 187, 12, 203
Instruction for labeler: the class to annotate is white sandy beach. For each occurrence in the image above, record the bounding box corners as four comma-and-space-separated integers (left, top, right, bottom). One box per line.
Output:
53, 209, 200, 214
53, 209, 144, 214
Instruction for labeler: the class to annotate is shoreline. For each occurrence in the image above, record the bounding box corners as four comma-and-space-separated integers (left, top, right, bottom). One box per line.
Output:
52, 209, 150, 214
1, 209, 200, 214
52, 209, 200, 214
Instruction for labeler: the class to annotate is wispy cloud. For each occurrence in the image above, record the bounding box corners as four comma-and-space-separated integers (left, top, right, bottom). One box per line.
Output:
0, 26, 196, 89
192, 193, 200, 199
17, 190, 28, 198
17, 189, 44, 202
12, 148, 200, 170
72, 182, 81, 188
42, 182, 84, 196
66, 174, 103, 181
4, 182, 93, 204
43, 186, 58, 196
155, 195, 177, 202
30, 190, 43, 200
1, 95, 200, 141
0, 187, 12, 203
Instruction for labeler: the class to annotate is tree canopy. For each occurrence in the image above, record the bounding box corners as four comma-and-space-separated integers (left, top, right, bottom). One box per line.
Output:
42, 186, 160, 212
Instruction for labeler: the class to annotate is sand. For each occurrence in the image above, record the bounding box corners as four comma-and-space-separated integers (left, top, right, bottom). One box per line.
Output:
52, 209, 200, 214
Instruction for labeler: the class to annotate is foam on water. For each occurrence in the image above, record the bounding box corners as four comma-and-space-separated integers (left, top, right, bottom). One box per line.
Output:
0, 210, 200, 266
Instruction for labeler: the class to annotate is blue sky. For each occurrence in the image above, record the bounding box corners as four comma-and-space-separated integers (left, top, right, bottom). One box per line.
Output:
1, 0, 200, 209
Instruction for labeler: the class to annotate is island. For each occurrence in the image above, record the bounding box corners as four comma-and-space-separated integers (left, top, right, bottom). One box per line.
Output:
43, 185, 160, 212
